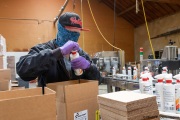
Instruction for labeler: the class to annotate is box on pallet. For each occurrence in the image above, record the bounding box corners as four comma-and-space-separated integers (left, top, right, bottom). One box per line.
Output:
0, 87, 57, 120
47, 80, 99, 120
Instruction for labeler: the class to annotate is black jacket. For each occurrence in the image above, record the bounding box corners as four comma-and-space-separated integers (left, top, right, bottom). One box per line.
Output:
16, 39, 101, 86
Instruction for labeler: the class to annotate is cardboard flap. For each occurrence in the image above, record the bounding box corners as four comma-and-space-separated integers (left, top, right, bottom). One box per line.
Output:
0, 69, 11, 81
0, 87, 55, 101
64, 80, 98, 103
47, 82, 69, 103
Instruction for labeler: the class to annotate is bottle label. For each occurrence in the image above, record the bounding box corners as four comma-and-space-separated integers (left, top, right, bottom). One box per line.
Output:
74, 69, 83, 76
156, 90, 163, 110
176, 99, 180, 111
163, 87, 175, 112
74, 110, 88, 120
142, 84, 153, 94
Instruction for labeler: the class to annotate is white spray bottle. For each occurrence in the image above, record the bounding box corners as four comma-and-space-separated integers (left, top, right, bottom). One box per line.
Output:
133, 66, 138, 80
140, 75, 153, 95
154, 74, 164, 111
122, 66, 126, 79
140, 66, 149, 76
128, 66, 132, 80
173, 74, 180, 114
112, 66, 116, 77
162, 66, 168, 74
70, 51, 83, 76
144, 67, 149, 74
163, 74, 175, 113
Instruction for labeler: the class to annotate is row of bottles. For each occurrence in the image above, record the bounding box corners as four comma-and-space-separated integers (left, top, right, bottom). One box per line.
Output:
122, 66, 138, 80
140, 73, 180, 114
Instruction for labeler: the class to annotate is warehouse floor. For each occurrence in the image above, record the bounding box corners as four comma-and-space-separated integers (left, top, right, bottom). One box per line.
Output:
98, 84, 115, 95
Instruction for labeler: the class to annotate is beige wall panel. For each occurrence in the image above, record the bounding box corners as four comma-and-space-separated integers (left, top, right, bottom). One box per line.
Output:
135, 12, 180, 61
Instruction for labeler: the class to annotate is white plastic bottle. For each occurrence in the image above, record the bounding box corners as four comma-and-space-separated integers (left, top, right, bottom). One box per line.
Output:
70, 51, 83, 76
128, 66, 132, 80
163, 75, 175, 113
155, 78, 164, 111
147, 73, 153, 91
144, 67, 149, 74
140, 67, 149, 76
141, 77, 153, 95
133, 67, 138, 80
162, 66, 168, 74
122, 66, 126, 79
112, 66, 116, 77
139, 73, 150, 93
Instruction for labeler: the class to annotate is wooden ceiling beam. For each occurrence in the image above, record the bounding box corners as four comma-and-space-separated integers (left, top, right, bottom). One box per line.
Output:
145, 0, 180, 5
117, 0, 146, 16
117, 5, 136, 16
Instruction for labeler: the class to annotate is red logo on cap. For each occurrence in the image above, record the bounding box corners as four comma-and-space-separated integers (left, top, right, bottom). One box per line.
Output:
70, 17, 82, 27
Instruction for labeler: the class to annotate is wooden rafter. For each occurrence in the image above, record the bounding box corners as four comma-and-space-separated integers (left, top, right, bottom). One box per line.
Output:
145, 0, 180, 5
117, 5, 136, 16
117, 0, 145, 16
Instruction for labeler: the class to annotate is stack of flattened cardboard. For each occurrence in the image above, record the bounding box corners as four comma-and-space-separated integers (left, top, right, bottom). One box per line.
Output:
98, 91, 160, 120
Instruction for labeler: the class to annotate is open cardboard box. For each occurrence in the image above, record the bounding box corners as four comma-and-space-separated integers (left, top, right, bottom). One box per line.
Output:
47, 79, 99, 120
0, 87, 56, 120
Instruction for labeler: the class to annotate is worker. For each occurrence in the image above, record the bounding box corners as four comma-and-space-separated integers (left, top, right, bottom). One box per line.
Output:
16, 12, 102, 86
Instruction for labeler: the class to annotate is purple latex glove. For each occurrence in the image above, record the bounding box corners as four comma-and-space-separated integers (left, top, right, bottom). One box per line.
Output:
60, 41, 79, 55
71, 56, 90, 70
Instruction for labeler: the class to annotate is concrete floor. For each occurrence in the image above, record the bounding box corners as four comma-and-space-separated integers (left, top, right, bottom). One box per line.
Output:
98, 84, 115, 95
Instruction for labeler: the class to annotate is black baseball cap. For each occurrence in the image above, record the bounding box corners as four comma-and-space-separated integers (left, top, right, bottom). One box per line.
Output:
59, 12, 90, 31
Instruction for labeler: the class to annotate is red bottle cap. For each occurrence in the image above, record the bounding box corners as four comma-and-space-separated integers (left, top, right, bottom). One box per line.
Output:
177, 80, 180, 83
71, 51, 76, 55
166, 80, 172, 83
158, 79, 163, 83
142, 77, 149, 81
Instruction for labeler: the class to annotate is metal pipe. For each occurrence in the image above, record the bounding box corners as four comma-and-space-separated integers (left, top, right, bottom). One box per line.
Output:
54, 0, 69, 24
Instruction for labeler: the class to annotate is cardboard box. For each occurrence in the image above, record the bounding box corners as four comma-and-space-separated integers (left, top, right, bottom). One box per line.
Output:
0, 69, 11, 91
7, 56, 16, 80
0, 69, 11, 81
0, 80, 9, 91
11, 86, 25, 90
0, 87, 56, 120
47, 80, 99, 120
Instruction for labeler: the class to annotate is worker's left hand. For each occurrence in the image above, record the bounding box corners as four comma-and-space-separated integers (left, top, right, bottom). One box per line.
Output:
71, 56, 90, 70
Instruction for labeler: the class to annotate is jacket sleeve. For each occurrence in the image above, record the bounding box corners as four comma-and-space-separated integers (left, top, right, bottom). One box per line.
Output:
16, 45, 63, 81
78, 49, 102, 84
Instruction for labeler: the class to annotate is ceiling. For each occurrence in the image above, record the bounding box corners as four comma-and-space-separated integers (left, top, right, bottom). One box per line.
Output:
100, 0, 180, 27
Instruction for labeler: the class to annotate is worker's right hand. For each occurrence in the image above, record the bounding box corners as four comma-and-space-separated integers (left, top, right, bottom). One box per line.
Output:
60, 41, 79, 55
